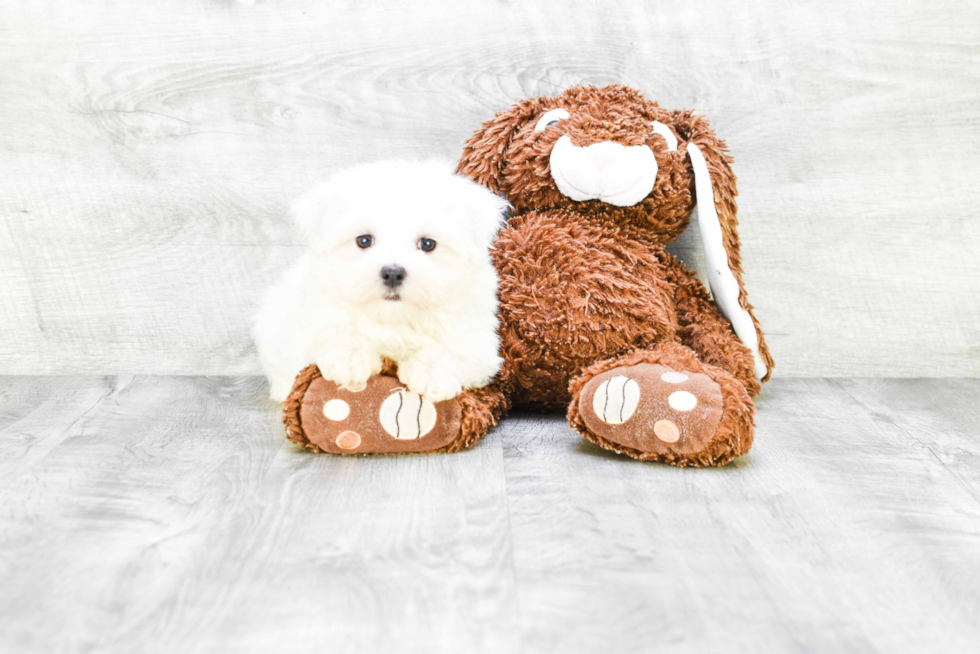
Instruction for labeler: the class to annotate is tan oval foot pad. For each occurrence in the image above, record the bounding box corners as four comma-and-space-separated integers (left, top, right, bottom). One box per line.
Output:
580, 363, 724, 456
299, 375, 462, 454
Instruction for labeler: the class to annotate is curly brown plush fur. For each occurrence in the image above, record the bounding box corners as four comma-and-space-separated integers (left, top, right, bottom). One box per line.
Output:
283, 360, 509, 455
567, 342, 754, 467
455, 83, 773, 466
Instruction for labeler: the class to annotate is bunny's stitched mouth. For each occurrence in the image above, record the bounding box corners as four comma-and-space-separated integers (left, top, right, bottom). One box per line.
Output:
553, 167, 590, 197
548, 135, 657, 207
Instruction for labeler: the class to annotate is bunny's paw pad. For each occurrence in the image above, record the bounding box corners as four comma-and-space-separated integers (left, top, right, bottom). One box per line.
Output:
291, 373, 462, 455
579, 364, 725, 457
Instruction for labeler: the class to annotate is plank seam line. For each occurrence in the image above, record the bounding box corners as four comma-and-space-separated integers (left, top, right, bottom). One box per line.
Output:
830, 379, 980, 508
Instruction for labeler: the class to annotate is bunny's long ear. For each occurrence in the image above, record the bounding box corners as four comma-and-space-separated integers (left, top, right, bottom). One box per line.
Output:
681, 116, 774, 382
456, 96, 548, 193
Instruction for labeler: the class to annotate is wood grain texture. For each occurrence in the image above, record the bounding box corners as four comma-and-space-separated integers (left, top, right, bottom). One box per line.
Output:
500, 380, 980, 653
0, 376, 517, 654
0, 376, 978, 653
1, 1, 979, 376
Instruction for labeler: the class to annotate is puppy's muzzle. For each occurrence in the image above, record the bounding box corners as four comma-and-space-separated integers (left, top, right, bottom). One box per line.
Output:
381, 265, 406, 289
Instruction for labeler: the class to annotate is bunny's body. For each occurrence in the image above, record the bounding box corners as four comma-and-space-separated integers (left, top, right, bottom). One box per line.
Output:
492, 211, 730, 407
457, 85, 773, 466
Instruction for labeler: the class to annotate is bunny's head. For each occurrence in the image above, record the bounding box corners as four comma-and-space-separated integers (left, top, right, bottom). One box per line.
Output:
457, 84, 772, 381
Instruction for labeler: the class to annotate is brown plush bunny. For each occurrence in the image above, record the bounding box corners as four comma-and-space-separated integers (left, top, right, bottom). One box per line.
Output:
283, 84, 773, 467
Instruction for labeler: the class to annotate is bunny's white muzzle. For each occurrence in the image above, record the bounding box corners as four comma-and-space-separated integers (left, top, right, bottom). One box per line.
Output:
549, 136, 657, 207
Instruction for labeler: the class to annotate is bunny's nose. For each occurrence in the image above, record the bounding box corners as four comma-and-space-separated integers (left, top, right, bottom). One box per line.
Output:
586, 141, 625, 172
381, 265, 407, 288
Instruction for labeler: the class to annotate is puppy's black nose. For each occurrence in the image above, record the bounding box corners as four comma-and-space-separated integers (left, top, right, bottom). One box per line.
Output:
381, 265, 407, 288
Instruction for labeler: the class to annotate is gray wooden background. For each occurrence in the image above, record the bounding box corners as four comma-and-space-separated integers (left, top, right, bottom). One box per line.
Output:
1, 1, 978, 377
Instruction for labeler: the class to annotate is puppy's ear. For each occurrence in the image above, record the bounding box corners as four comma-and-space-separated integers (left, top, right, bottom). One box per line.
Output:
468, 181, 510, 251
447, 176, 509, 255
456, 96, 549, 194
290, 178, 348, 254
673, 112, 774, 382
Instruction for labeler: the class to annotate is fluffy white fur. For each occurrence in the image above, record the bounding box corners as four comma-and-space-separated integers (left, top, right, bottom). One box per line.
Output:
254, 159, 508, 403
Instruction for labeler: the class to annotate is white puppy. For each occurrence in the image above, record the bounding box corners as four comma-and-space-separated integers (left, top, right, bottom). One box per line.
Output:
254, 159, 507, 403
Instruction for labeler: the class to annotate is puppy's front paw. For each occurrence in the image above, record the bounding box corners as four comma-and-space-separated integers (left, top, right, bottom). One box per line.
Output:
398, 360, 463, 403
316, 348, 382, 388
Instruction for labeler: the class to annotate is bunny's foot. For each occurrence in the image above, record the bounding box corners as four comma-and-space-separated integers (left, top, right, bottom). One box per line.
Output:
283, 364, 506, 455
568, 342, 754, 467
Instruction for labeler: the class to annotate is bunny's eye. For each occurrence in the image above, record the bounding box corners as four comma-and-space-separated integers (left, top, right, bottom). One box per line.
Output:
356, 235, 374, 248
534, 108, 570, 133
418, 237, 437, 253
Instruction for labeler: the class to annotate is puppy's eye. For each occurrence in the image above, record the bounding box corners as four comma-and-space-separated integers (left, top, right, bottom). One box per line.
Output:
418, 237, 437, 253
356, 235, 374, 249
534, 108, 570, 133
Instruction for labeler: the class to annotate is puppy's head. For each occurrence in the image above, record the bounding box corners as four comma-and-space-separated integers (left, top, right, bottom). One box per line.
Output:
293, 159, 507, 313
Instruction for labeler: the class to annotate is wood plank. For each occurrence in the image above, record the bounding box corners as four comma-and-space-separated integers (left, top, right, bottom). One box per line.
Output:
184, 436, 518, 654
0, 375, 516, 654
0, 376, 116, 482
1, 1, 979, 376
834, 378, 980, 504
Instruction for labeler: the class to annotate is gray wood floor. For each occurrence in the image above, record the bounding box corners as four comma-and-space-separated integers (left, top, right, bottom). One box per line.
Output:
1, 377, 978, 654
